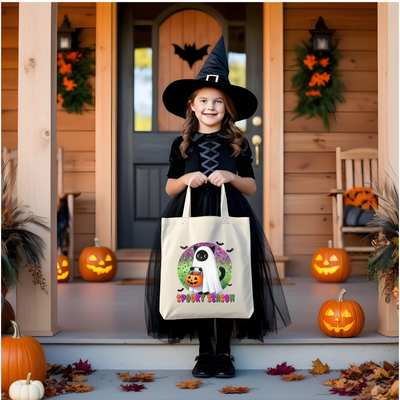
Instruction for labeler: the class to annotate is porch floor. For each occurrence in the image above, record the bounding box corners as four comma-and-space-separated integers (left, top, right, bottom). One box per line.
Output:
40, 277, 397, 400
47, 275, 395, 344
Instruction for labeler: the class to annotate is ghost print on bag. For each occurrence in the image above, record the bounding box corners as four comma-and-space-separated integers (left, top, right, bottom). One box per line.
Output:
177, 242, 232, 295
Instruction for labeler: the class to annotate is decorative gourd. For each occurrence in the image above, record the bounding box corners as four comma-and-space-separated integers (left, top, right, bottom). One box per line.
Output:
318, 289, 365, 338
2, 299, 16, 332
57, 255, 70, 283
344, 187, 378, 210
311, 241, 351, 283
78, 238, 117, 282
9, 372, 44, 400
1, 321, 47, 393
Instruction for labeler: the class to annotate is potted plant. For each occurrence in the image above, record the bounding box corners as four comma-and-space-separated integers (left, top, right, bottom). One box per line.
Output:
366, 176, 399, 335
1, 158, 50, 310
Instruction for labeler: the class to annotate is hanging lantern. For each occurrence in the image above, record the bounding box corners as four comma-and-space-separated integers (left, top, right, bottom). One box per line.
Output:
309, 16, 335, 52
57, 15, 74, 51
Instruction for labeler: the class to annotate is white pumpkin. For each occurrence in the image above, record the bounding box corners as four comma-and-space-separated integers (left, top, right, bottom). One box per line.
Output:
9, 373, 44, 400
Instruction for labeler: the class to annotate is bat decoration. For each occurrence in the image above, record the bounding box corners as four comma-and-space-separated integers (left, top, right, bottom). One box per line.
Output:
177, 288, 184, 292
180, 246, 188, 250
216, 241, 224, 246
226, 248, 234, 253
172, 43, 210, 68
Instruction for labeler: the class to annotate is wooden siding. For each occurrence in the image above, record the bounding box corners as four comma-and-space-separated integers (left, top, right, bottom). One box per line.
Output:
1, 3, 96, 276
283, 2, 378, 276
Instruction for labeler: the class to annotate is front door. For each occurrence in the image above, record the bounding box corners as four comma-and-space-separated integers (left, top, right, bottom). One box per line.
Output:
117, 3, 263, 249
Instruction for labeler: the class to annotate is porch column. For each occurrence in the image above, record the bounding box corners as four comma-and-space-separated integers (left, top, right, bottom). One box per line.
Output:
17, 3, 60, 335
263, 3, 286, 277
377, 2, 399, 337
95, 3, 118, 249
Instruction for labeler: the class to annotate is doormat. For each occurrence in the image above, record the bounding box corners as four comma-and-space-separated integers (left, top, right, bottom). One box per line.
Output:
117, 279, 146, 285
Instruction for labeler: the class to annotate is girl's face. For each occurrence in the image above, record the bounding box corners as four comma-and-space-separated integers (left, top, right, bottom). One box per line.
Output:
190, 88, 226, 133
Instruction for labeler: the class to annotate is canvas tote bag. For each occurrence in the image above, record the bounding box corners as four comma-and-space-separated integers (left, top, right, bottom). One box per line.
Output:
160, 183, 253, 320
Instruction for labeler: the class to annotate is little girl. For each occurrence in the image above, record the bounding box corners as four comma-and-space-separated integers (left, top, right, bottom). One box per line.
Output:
145, 36, 291, 378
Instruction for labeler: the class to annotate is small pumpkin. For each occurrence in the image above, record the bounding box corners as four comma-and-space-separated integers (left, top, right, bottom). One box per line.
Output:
1, 299, 16, 332
344, 187, 378, 210
1, 321, 47, 393
311, 241, 351, 283
318, 288, 365, 338
9, 372, 44, 400
57, 255, 70, 283
78, 238, 117, 282
185, 267, 203, 287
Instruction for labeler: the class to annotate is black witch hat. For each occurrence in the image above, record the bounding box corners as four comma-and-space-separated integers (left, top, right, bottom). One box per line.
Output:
162, 36, 258, 122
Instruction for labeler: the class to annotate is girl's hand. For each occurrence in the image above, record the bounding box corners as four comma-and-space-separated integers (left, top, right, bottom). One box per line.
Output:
184, 171, 208, 188
208, 170, 235, 187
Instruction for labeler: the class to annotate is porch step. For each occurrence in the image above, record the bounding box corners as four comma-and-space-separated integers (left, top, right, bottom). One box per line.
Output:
39, 333, 398, 370
33, 368, 366, 400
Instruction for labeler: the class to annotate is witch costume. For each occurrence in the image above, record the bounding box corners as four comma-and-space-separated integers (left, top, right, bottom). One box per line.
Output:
145, 37, 291, 345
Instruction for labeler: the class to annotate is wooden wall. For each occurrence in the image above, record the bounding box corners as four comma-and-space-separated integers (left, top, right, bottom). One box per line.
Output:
1, 2, 96, 276
2, 2, 379, 278
283, 2, 378, 276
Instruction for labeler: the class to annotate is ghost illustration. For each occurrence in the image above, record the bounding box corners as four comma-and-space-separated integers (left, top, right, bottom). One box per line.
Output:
190, 245, 223, 294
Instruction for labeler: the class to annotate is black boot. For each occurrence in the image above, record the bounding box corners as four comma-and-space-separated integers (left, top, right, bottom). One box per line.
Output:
192, 352, 215, 378
213, 353, 235, 378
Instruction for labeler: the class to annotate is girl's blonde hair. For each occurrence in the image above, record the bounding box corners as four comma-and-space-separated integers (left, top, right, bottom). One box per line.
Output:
179, 88, 247, 159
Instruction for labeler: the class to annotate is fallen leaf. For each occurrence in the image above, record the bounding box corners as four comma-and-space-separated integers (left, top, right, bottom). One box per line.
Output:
371, 384, 387, 396
64, 383, 94, 393
120, 384, 147, 392
281, 373, 303, 382
328, 379, 367, 397
384, 361, 395, 372
73, 375, 88, 382
135, 372, 154, 382
72, 359, 96, 374
175, 379, 202, 389
309, 359, 329, 375
266, 362, 296, 375
219, 386, 249, 394
44, 388, 57, 398
385, 380, 399, 397
62, 367, 79, 379
323, 378, 346, 388
374, 367, 391, 380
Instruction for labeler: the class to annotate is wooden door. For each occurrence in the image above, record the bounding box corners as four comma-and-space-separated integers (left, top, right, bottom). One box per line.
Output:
117, 3, 263, 249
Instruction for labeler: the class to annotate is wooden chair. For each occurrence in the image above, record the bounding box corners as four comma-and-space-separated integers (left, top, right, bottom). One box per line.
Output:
2, 147, 81, 281
328, 147, 378, 253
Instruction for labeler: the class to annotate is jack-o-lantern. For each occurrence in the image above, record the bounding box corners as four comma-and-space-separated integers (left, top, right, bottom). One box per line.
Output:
318, 288, 365, 338
79, 238, 117, 282
311, 241, 351, 283
185, 268, 203, 287
57, 255, 70, 283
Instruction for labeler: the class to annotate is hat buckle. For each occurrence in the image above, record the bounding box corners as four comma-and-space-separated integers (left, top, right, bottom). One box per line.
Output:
206, 75, 219, 82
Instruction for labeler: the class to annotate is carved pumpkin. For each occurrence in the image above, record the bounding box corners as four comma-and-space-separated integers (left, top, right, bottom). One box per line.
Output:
57, 255, 70, 283
311, 241, 351, 283
318, 289, 365, 338
344, 187, 378, 210
185, 268, 204, 287
1, 320, 47, 393
79, 238, 117, 282
1, 299, 15, 332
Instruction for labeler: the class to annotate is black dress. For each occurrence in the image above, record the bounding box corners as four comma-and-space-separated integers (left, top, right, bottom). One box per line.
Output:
145, 131, 291, 343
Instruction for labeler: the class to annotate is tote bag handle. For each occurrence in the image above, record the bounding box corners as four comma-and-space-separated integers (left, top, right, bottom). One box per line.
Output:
182, 181, 229, 218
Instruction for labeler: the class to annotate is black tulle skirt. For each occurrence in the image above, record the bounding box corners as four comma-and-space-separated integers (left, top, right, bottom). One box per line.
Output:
145, 183, 291, 343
